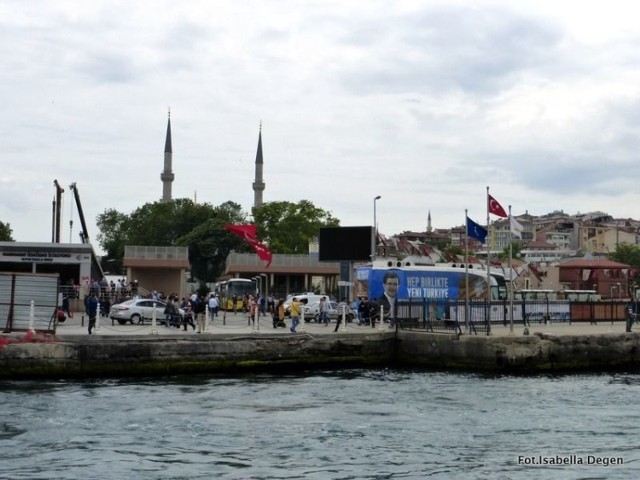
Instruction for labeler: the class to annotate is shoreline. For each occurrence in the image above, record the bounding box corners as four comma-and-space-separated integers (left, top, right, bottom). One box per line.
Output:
2, 313, 639, 379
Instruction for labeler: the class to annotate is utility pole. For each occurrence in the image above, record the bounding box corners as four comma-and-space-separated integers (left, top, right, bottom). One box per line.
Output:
53, 180, 64, 243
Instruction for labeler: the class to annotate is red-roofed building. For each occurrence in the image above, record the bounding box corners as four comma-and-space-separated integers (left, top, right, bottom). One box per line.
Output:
558, 258, 632, 298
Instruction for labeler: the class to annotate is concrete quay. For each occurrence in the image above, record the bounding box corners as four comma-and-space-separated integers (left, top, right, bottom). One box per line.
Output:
51, 312, 634, 338
1, 312, 640, 379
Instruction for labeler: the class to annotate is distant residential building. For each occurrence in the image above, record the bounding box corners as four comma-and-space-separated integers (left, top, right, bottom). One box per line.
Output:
521, 239, 574, 264
578, 224, 636, 254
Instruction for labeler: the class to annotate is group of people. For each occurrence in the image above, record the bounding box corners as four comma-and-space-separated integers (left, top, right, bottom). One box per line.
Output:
86, 277, 139, 302
79, 272, 400, 335
175, 292, 221, 333
355, 297, 382, 327
284, 296, 350, 333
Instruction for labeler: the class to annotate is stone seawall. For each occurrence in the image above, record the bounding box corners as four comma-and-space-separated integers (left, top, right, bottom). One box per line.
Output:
1, 330, 640, 379
0, 333, 395, 379
396, 330, 640, 371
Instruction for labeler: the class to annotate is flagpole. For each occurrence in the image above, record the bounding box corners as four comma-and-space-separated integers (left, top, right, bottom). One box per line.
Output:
508, 205, 514, 333
485, 186, 491, 335
464, 209, 469, 333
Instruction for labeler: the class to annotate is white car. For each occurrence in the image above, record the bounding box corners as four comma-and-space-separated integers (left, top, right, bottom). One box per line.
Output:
304, 300, 355, 323
109, 299, 184, 325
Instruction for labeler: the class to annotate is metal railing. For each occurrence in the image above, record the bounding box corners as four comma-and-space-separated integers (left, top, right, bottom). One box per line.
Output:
124, 245, 189, 260
397, 298, 635, 334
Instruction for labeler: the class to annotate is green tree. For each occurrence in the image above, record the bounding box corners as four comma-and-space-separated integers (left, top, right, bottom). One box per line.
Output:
96, 199, 249, 282
96, 209, 130, 273
498, 241, 522, 261
609, 243, 640, 294
0, 221, 14, 241
252, 200, 340, 253
177, 202, 249, 282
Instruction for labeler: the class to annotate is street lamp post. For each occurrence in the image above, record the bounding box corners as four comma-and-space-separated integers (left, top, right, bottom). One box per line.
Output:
250, 276, 259, 327
373, 195, 381, 261
261, 273, 268, 312
253, 276, 261, 331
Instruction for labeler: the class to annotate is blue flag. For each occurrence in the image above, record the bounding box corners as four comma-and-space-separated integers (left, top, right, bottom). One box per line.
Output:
466, 216, 487, 243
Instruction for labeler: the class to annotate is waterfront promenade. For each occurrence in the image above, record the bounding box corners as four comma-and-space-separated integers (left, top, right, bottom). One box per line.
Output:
51, 311, 632, 338
3, 310, 639, 378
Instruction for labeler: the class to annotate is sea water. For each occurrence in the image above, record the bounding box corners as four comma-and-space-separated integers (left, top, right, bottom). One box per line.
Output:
1, 370, 640, 479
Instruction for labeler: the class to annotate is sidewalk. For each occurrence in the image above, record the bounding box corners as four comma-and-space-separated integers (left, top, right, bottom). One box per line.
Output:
51, 311, 635, 338
53, 311, 380, 336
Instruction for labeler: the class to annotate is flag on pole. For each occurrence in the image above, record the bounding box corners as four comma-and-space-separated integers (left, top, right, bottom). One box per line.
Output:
224, 224, 273, 267
510, 216, 524, 238
466, 216, 487, 243
488, 194, 508, 218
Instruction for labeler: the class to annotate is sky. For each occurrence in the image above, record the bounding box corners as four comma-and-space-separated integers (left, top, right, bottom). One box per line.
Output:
2, 0, 640, 256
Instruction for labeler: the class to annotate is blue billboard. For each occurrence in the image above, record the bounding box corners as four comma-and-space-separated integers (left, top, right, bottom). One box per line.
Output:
355, 267, 489, 301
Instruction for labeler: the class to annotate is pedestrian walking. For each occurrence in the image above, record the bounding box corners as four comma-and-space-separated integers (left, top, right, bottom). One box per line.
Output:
85, 293, 99, 335
333, 298, 348, 332
290, 297, 301, 333
319, 296, 330, 326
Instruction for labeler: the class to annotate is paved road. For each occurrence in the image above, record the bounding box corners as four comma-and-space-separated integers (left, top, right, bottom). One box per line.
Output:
51, 311, 635, 337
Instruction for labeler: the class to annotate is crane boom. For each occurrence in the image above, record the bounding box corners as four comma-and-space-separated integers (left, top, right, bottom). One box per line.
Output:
69, 182, 90, 244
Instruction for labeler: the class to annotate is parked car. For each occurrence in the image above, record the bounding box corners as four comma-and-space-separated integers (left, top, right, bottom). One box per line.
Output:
109, 299, 184, 325
304, 300, 355, 323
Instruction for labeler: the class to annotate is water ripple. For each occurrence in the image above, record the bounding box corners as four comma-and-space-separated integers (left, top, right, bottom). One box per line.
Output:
1, 371, 639, 479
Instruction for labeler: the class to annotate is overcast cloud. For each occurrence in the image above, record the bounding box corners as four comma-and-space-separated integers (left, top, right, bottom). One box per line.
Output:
2, 0, 640, 255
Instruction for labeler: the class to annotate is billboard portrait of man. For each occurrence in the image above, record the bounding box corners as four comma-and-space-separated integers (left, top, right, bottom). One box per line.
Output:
380, 270, 400, 326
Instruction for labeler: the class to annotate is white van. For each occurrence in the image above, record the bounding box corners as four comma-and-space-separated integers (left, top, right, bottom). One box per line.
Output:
283, 294, 331, 317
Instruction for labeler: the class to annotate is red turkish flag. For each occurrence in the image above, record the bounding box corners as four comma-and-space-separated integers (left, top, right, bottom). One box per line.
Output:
224, 224, 272, 268
488, 194, 508, 218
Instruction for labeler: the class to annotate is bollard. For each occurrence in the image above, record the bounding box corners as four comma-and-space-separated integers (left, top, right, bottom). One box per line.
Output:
150, 302, 158, 335
299, 308, 306, 333
378, 304, 385, 332
253, 309, 259, 331
341, 307, 347, 332
95, 303, 101, 334
29, 300, 35, 332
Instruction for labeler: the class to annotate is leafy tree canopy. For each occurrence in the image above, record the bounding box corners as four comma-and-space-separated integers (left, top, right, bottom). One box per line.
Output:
252, 200, 340, 254
498, 241, 523, 261
96, 198, 341, 282
96, 199, 248, 281
609, 243, 640, 292
609, 243, 640, 269
0, 221, 14, 241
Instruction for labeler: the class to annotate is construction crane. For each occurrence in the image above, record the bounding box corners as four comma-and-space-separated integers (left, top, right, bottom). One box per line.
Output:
68, 182, 90, 244
52, 180, 64, 243
68, 182, 105, 280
